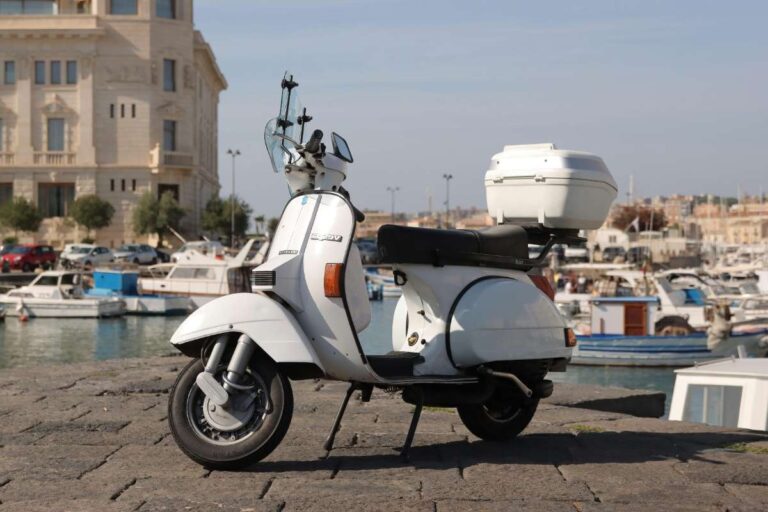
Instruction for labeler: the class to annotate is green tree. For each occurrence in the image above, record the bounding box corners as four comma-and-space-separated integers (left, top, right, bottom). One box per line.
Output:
132, 191, 185, 247
612, 205, 667, 232
201, 195, 252, 243
69, 194, 115, 240
0, 197, 43, 238
267, 217, 280, 237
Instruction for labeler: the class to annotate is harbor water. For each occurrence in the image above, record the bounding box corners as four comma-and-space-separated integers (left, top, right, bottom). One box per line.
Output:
0, 298, 675, 413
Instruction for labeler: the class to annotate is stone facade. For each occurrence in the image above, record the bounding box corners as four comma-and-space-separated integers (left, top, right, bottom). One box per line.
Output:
0, 0, 226, 248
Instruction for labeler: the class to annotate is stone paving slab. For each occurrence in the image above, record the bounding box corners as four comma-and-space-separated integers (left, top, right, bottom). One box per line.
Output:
0, 355, 765, 511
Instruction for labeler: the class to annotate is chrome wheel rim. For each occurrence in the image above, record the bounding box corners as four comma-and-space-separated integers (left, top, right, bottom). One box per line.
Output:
186, 369, 268, 446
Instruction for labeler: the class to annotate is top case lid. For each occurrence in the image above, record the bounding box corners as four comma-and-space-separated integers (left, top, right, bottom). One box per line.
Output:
487, 143, 618, 191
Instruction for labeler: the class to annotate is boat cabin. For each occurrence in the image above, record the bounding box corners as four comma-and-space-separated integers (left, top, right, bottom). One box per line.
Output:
6, 271, 84, 299
590, 296, 659, 336
669, 358, 768, 431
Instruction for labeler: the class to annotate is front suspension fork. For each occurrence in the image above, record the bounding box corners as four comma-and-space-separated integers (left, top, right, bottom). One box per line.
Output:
196, 334, 257, 406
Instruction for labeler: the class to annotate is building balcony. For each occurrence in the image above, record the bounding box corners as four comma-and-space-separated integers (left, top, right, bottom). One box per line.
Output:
33, 151, 77, 166
149, 144, 194, 173
0, 152, 14, 166
0, 14, 102, 39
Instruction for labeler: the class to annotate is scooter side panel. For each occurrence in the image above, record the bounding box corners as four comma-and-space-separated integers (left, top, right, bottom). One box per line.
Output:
170, 293, 323, 368
449, 277, 571, 367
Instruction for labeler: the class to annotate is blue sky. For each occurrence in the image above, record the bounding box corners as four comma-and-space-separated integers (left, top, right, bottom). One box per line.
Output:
196, 0, 768, 218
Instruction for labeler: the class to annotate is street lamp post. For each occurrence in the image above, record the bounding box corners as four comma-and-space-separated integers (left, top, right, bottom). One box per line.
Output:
227, 149, 241, 248
442, 173, 453, 228
386, 186, 400, 223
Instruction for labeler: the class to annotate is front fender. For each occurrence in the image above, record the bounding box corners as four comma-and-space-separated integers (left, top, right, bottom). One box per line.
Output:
171, 293, 322, 369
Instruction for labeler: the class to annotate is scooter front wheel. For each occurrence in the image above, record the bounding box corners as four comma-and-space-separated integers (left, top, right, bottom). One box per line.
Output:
457, 394, 538, 442
168, 356, 293, 469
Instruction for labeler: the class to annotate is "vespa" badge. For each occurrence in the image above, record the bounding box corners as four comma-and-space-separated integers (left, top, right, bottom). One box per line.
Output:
310, 233, 343, 242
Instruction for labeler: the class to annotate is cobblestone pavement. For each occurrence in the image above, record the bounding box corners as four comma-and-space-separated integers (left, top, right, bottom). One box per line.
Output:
0, 356, 766, 511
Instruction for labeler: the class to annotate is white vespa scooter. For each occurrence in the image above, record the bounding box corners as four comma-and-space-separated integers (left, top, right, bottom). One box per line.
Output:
167, 75, 615, 469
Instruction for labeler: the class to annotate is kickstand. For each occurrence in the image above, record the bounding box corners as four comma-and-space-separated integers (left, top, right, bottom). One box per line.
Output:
323, 383, 357, 452
400, 386, 423, 462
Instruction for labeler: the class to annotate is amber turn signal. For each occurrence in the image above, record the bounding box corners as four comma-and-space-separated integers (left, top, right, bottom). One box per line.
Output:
565, 328, 578, 347
324, 263, 344, 297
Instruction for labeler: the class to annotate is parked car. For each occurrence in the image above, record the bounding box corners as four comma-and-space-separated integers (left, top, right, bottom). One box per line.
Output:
113, 244, 159, 265
0, 244, 56, 272
601, 246, 626, 263
627, 246, 650, 264
171, 241, 224, 262
60, 243, 91, 262
60, 245, 114, 268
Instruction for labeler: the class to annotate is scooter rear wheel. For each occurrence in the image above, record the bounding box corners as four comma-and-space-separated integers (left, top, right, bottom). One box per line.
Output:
457, 393, 538, 441
168, 356, 293, 469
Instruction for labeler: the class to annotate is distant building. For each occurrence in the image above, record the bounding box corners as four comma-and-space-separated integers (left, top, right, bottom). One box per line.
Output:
0, 0, 226, 247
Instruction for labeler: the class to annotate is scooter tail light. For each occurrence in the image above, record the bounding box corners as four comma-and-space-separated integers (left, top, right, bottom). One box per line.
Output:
565, 328, 578, 347
324, 263, 344, 298
530, 275, 555, 301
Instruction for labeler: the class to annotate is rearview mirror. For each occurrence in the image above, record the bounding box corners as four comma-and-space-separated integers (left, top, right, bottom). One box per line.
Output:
331, 132, 353, 163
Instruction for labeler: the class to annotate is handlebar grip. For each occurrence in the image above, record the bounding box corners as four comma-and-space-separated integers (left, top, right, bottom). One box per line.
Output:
304, 129, 324, 154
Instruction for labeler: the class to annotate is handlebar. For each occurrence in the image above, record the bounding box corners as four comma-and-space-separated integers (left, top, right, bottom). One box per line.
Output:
304, 129, 324, 154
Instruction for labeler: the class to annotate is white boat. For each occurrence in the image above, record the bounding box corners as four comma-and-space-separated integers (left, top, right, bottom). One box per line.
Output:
669, 358, 768, 431
364, 268, 402, 298
139, 239, 261, 308
571, 296, 768, 366
0, 271, 126, 318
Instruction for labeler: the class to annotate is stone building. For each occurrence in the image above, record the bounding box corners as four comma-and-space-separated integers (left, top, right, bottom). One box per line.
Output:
0, 0, 226, 247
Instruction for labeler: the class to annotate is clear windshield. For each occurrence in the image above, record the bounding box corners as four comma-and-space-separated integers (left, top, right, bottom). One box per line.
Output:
118, 245, 139, 252
264, 71, 304, 173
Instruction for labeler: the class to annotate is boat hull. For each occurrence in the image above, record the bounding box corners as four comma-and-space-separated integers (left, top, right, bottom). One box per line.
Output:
0, 298, 126, 318
122, 296, 192, 316
572, 330, 768, 367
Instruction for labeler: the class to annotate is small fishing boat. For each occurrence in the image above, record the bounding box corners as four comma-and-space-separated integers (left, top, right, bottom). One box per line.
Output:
669, 357, 768, 431
0, 271, 126, 318
85, 270, 191, 316
571, 296, 768, 366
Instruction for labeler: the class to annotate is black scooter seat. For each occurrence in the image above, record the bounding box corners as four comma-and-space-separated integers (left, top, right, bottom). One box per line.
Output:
377, 224, 529, 267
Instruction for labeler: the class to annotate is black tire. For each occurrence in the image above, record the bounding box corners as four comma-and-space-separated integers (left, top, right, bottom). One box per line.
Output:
22, 263, 31, 272
133, 258, 140, 265
457, 394, 539, 442
168, 356, 293, 470
151, 257, 158, 265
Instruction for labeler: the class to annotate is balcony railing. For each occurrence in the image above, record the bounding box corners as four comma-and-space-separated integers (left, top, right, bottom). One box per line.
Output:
0, 153, 13, 165
34, 151, 76, 166
149, 144, 194, 173
164, 152, 194, 168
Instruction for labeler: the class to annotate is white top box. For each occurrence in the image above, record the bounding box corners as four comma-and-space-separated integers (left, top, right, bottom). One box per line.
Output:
484, 143, 618, 230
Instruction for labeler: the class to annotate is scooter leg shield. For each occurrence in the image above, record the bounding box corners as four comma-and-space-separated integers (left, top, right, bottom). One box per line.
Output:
170, 293, 323, 370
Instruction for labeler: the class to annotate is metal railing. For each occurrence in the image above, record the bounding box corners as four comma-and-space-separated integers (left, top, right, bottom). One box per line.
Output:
33, 151, 76, 166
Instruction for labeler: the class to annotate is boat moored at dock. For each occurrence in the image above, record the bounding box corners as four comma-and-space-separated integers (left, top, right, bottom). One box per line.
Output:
86, 270, 192, 316
571, 296, 768, 366
0, 271, 126, 319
